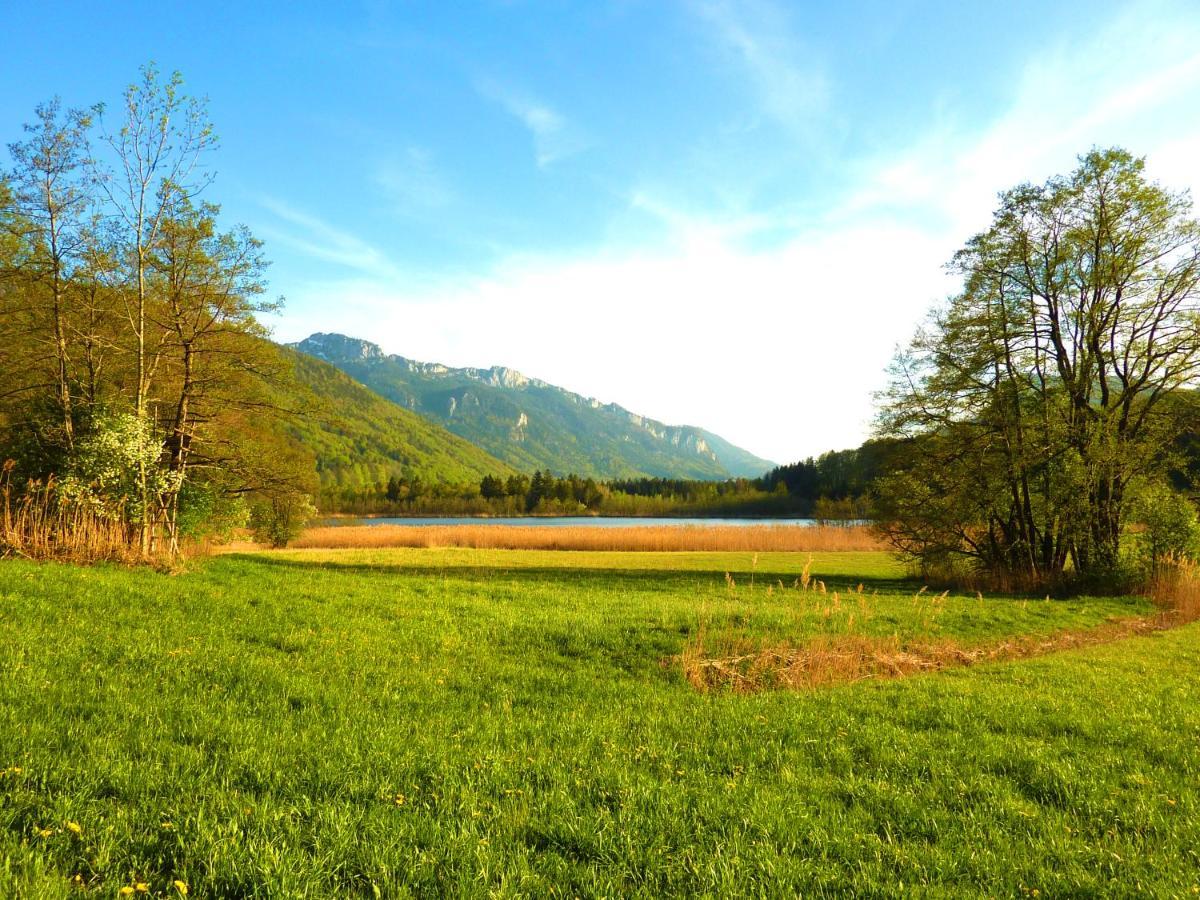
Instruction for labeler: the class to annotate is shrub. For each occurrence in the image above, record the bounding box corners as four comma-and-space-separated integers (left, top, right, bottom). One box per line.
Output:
249, 493, 317, 548
57, 412, 180, 523
1131, 483, 1200, 571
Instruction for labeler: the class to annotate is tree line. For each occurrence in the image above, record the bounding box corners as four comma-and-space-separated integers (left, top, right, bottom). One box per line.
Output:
332, 452, 880, 519
0, 66, 311, 559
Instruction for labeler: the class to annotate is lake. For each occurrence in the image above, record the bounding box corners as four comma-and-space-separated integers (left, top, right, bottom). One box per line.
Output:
325, 516, 827, 528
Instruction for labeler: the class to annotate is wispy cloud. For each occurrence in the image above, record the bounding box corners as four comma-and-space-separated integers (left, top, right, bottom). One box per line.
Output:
375, 146, 454, 212
255, 196, 404, 282
687, 0, 828, 138
842, 4, 1200, 234
476, 79, 588, 167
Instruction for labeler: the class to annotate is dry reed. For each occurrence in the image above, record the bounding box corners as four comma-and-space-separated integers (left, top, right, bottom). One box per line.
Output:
0, 461, 170, 565
291, 523, 886, 553
681, 618, 1174, 693
1146, 554, 1200, 622
680, 555, 1200, 693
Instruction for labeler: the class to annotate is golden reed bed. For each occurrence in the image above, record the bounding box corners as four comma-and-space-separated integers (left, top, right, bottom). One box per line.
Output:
291, 523, 887, 553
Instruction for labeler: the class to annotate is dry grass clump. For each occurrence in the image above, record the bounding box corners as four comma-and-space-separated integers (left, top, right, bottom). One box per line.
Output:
680, 555, 1200, 693
681, 618, 1171, 693
0, 461, 201, 566
1, 471, 140, 564
292, 523, 886, 552
1146, 555, 1200, 623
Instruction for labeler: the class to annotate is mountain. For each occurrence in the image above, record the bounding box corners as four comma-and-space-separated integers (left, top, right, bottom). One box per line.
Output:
290, 333, 776, 480
274, 346, 516, 502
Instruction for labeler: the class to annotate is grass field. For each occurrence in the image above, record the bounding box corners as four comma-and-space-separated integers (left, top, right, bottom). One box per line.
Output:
0, 549, 1197, 896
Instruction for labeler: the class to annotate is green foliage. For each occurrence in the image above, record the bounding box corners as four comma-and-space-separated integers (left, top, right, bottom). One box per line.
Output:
174, 480, 249, 541
274, 348, 516, 511
877, 149, 1200, 587
57, 413, 180, 523
1131, 482, 1200, 567
1, 552, 1196, 895
248, 492, 317, 548
0, 70, 316, 557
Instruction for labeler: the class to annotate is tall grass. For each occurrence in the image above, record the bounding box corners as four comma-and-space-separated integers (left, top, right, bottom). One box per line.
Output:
291, 523, 887, 552
1146, 554, 1200, 622
0, 463, 153, 564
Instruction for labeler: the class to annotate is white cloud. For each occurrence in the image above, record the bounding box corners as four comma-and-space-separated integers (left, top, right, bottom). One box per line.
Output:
272, 2, 1200, 464
844, 4, 1200, 236
687, 0, 828, 138
271, 208, 953, 464
255, 196, 405, 282
476, 79, 588, 167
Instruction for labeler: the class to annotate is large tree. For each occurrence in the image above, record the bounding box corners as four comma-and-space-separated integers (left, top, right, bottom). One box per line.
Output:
877, 149, 1200, 584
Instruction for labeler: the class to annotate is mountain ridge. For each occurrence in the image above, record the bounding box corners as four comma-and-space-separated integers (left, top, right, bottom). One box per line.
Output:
290, 332, 776, 480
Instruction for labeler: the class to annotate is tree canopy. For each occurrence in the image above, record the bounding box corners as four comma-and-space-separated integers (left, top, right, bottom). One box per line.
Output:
877, 148, 1200, 585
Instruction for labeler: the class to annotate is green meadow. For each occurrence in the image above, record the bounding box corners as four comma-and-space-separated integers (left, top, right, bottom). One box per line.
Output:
0, 550, 1197, 897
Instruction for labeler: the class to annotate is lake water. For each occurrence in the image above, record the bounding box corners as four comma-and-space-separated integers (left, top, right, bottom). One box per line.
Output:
325, 516, 824, 529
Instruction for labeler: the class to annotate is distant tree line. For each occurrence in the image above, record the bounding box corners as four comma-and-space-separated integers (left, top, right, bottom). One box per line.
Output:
327, 446, 885, 519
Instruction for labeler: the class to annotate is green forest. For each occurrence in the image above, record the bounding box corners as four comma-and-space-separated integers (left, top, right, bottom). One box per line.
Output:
321, 446, 883, 519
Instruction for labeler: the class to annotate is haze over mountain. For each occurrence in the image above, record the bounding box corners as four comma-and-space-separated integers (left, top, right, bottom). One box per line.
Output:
292, 333, 776, 481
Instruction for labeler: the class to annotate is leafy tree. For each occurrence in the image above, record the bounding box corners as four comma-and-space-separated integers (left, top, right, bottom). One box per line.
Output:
479, 474, 506, 499
5, 99, 93, 450
249, 492, 316, 548
877, 149, 1200, 585
90, 64, 216, 554
57, 412, 180, 522
0, 67, 313, 560
1131, 482, 1200, 571
385, 476, 402, 503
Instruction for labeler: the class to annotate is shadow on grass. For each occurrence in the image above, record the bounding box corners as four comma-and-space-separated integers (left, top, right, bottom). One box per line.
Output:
220, 552, 1022, 599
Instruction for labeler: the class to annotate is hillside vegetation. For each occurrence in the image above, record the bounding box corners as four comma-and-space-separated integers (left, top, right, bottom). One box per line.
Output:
293, 332, 775, 480
272, 348, 517, 506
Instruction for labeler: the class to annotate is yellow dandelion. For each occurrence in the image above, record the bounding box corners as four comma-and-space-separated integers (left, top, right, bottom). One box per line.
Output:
394, 793, 406, 806
173, 880, 189, 895
120, 888, 135, 897
65, 821, 82, 835
36, 828, 53, 838
136, 884, 149, 893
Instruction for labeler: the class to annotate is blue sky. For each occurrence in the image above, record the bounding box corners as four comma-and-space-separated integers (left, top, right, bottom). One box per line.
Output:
4, 1, 1200, 463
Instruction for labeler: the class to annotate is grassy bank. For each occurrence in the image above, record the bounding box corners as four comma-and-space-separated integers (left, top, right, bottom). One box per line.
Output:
0, 550, 1196, 896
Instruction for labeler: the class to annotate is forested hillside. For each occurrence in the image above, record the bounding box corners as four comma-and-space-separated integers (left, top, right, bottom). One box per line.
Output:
292, 333, 775, 480
272, 348, 517, 509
